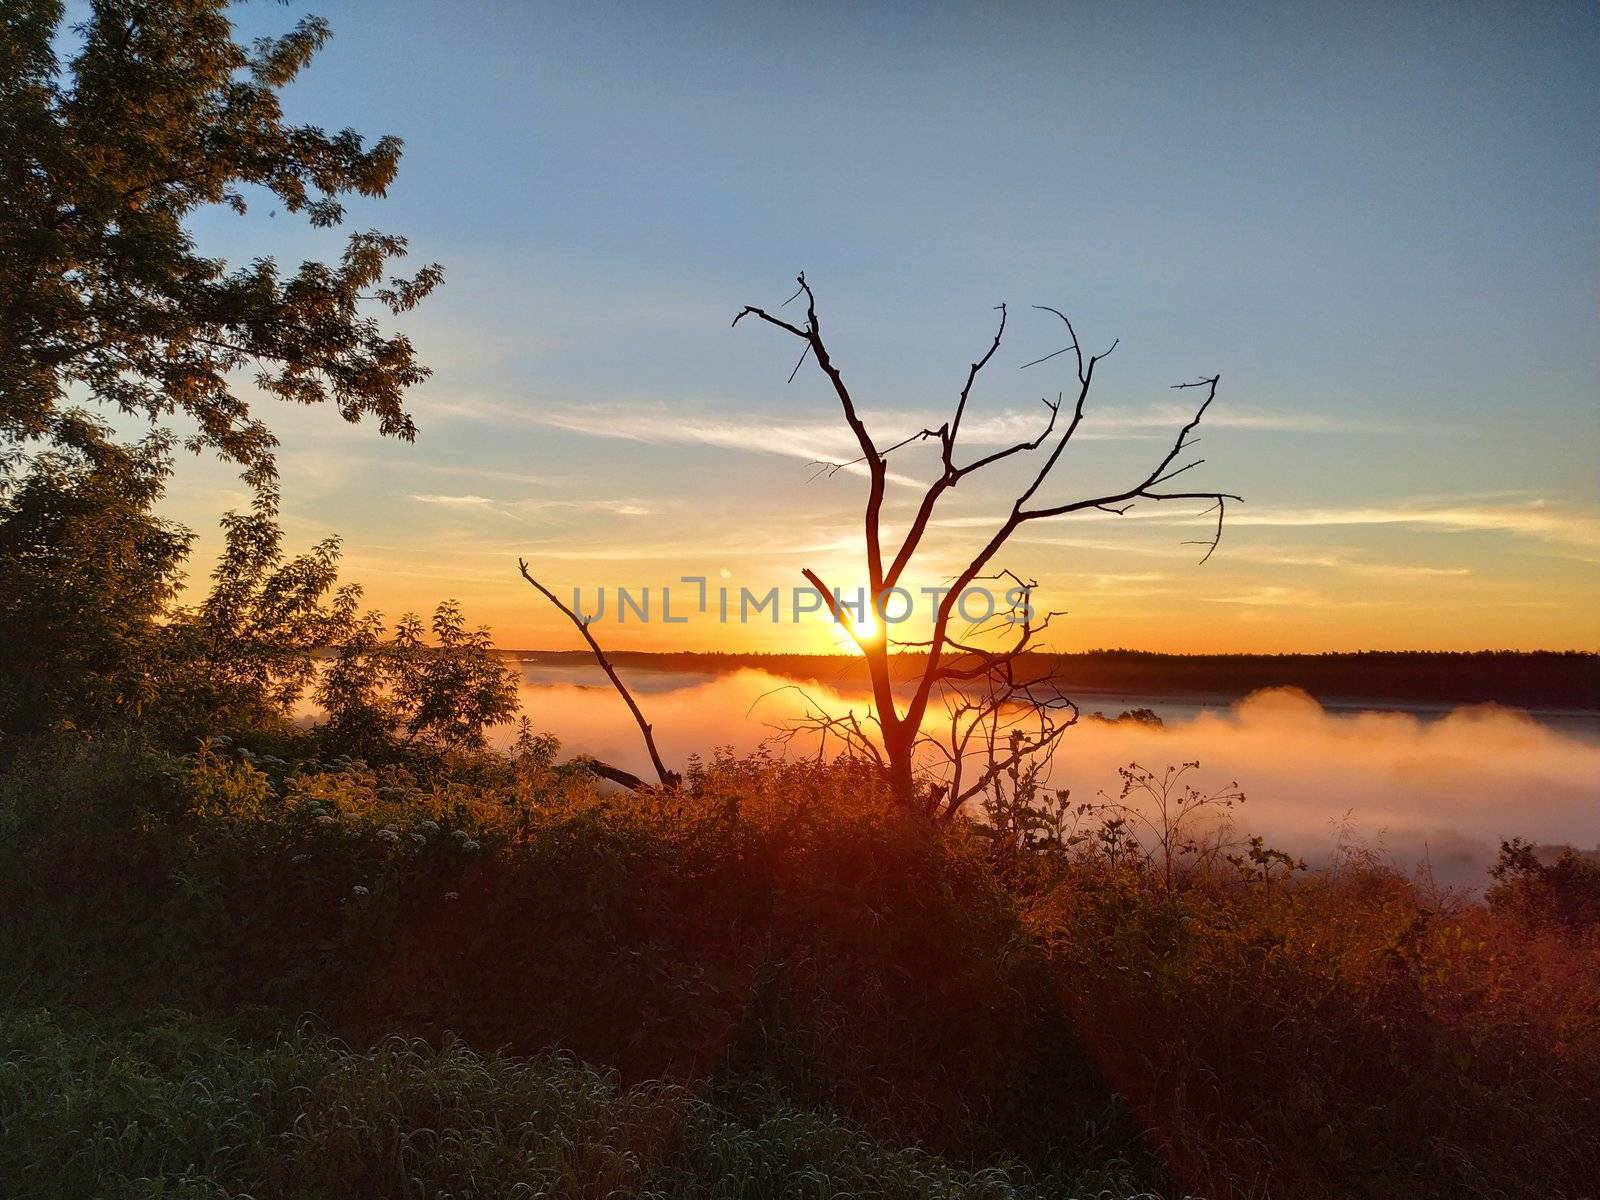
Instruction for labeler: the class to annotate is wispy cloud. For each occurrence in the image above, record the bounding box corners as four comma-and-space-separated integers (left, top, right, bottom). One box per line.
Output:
958, 403, 1405, 439
407, 493, 654, 520
425, 396, 899, 482
421, 394, 1374, 488
1218, 501, 1600, 548
410, 492, 501, 508
956, 496, 1600, 552
517, 498, 654, 518
1204, 585, 1325, 607
1223, 547, 1473, 580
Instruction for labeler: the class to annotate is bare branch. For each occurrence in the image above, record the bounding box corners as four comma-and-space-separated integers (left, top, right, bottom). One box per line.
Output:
583, 758, 647, 790
1182, 497, 1230, 564
946, 303, 1008, 461
737, 281, 1236, 817
737, 274, 887, 591
517, 560, 680, 789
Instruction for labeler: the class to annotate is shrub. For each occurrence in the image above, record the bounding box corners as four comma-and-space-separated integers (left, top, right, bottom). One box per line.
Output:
349, 754, 1135, 1171
0, 735, 556, 1012
1487, 836, 1600, 932
1025, 856, 1600, 1199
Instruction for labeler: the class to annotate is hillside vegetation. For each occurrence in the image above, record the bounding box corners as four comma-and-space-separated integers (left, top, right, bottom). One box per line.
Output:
3, 730, 1596, 1199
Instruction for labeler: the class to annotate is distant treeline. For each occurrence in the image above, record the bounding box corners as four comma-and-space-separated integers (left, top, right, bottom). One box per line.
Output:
510, 649, 1600, 710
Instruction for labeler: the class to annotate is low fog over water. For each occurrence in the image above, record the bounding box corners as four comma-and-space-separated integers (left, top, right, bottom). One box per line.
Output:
505, 662, 1600, 892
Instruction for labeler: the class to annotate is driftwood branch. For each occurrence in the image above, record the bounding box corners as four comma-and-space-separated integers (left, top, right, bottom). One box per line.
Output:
517, 559, 681, 790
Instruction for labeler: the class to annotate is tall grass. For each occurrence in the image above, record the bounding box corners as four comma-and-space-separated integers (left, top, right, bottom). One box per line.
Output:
0, 1008, 1161, 1200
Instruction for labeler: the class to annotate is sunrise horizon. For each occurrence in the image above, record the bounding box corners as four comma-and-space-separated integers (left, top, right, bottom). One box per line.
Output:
106, 0, 1594, 664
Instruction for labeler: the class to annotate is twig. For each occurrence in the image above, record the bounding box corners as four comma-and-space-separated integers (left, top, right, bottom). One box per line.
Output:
517, 560, 680, 789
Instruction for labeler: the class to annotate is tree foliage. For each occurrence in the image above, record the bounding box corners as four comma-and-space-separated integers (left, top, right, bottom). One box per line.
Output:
1488, 837, 1600, 932
0, 423, 519, 755
0, 0, 519, 764
0, 0, 441, 491
166, 502, 358, 728
0, 411, 191, 737
318, 601, 522, 757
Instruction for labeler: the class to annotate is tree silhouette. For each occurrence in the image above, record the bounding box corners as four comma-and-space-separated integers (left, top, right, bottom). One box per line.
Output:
735, 275, 1239, 815
0, 0, 440, 494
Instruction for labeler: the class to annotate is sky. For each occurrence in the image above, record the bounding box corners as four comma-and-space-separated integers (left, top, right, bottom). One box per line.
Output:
152, 0, 1597, 653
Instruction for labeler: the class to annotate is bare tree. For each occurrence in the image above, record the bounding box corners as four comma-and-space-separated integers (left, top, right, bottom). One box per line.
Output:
770, 572, 1081, 822
517, 560, 681, 790
734, 274, 1239, 817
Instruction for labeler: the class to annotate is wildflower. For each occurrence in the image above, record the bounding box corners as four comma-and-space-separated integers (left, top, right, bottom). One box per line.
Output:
461, 839, 481, 853
378, 829, 401, 845
417, 820, 439, 833
353, 885, 370, 897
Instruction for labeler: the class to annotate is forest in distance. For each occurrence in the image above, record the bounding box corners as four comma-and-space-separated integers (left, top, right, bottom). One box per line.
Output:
510, 648, 1600, 711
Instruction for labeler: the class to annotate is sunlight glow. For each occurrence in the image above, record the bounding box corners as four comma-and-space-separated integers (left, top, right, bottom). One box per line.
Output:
825, 606, 881, 655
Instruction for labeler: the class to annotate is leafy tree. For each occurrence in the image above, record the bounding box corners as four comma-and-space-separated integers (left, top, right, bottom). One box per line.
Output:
0, 431, 360, 745
173, 502, 358, 721
392, 602, 521, 751
317, 601, 521, 756
0, 422, 519, 755
0, 410, 191, 741
314, 605, 392, 752
0, 0, 505, 757
138, 503, 361, 742
0, 0, 441, 491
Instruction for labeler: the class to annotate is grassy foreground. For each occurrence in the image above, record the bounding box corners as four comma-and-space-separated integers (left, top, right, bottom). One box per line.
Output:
2, 737, 1596, 1198
3, 1008, 1152, 1200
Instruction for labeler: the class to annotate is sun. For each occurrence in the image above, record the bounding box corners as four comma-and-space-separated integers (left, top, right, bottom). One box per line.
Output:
825, 605, 880, 655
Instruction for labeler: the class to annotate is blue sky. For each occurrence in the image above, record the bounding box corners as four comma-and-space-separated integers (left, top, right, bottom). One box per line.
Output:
158, 0, 1598, 651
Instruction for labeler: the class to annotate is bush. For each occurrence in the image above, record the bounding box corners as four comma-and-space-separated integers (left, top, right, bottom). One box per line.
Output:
1487, 837, 1600, 932
1025, 857, 1600, 1199
348, 754, 1133, 1170
0, 734, 566, 1012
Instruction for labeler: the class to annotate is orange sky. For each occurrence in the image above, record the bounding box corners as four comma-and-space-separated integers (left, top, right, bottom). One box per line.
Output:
156, 381, 1600, 655
151, 2, 1597, 656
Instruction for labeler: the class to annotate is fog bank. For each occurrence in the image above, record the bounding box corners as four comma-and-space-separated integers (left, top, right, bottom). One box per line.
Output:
512, 669, 1600, 892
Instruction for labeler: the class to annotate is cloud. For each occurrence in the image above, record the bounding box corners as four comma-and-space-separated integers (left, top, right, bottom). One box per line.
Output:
424, 396, 918, 485
516, 498, 654, 518
1218, 501, 1600, 548
947, 497, 1600, 554
408, 492, 654, 521
410, 493, 501, 507
1223, 547, 1473, 580
421, 393, 1370, 489
1204, 585, 1324, 607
